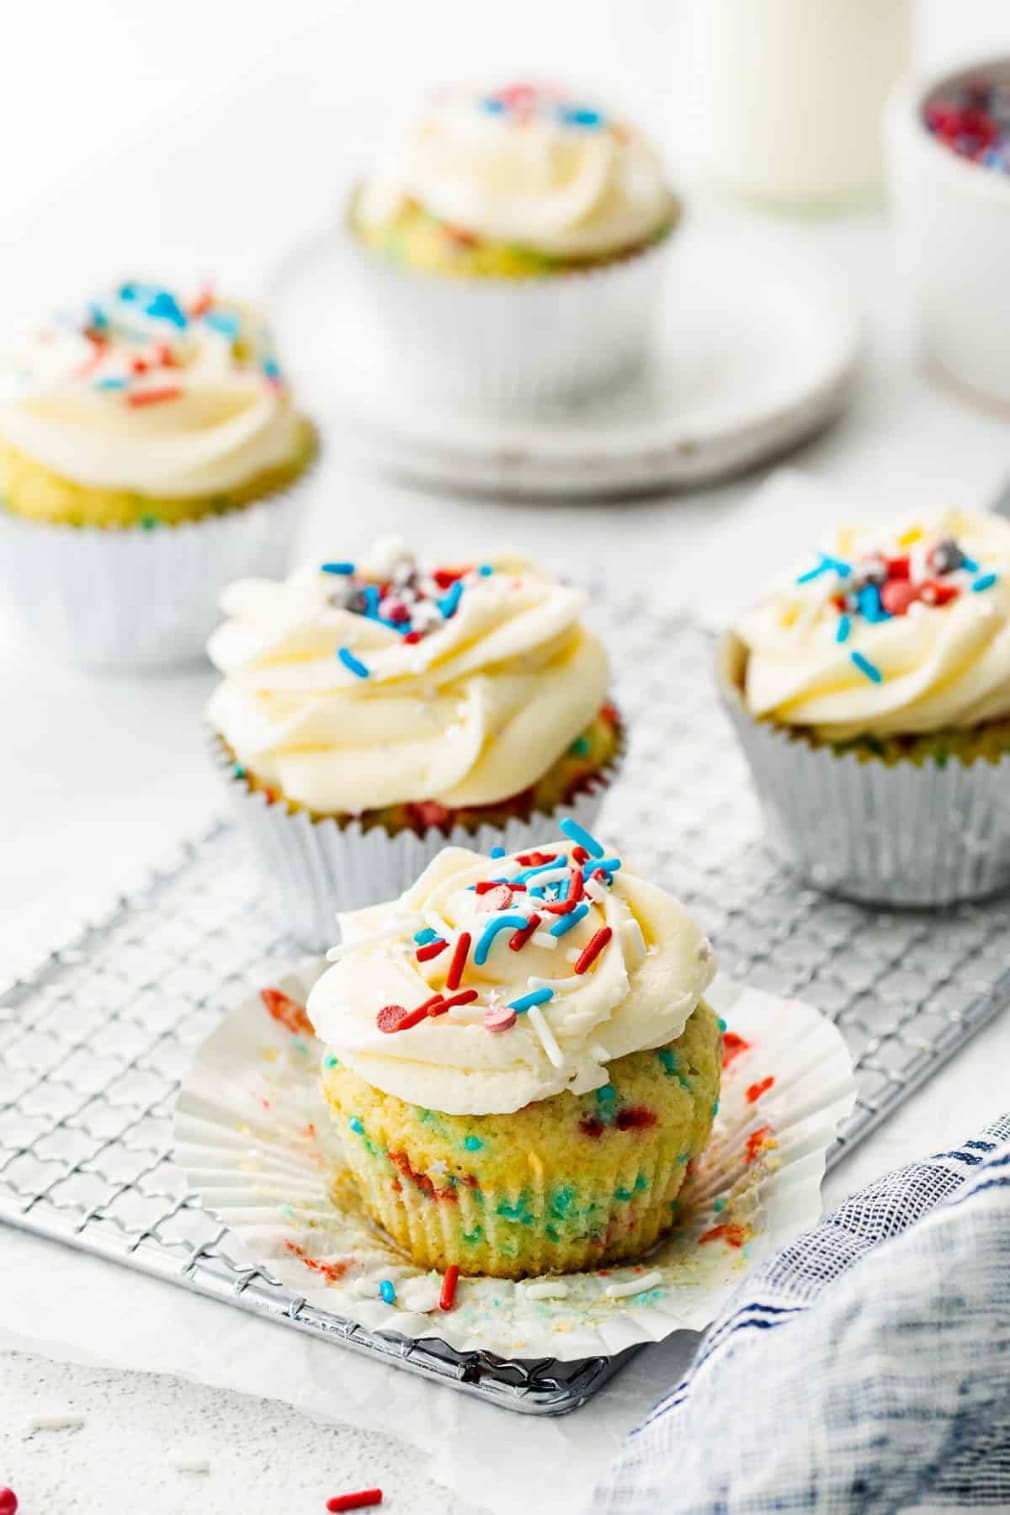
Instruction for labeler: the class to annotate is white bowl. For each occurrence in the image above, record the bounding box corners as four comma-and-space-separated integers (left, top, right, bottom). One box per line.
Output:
886, 59, 1010, 407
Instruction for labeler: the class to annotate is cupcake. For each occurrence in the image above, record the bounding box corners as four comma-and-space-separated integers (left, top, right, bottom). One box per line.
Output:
0, 281, 316, 667
308, 819, 720, 1279
720, 506, 1010, 905
208, 538, 623, 947
347, 81, 680, 407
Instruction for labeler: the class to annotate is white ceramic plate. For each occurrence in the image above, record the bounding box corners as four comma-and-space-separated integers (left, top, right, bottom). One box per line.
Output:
266, 213, 862, 500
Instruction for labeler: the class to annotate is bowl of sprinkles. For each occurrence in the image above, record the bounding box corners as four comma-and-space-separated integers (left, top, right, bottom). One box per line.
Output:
344, 81, 680, 408
0, 280, 317, 667
206, 538, 623, 946
720, 506, 1010, 905
887, 58, 1010, 406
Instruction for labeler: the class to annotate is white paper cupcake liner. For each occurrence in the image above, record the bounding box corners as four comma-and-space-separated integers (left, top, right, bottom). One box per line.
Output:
347, 229, 674, 411
173, 967, 855, 1362
211, 730, 620, 949
0, 468, 313, 671
719, 633, 1010, 906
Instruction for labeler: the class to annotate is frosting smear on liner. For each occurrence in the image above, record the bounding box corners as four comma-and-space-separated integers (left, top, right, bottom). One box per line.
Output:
735, 507, 1010, 741
207, 538, 610, 815
307, 818, 717, 1116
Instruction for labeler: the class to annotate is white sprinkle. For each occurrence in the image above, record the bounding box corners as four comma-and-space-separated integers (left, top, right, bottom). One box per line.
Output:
527, 975, 579, 995
605, 1269, 664, 1299
522, 1279, 570, 1301
29, 1414, 84, 1432
170, 1451, 211, 1475
446, 1003, 485, 1024
399, 1279, 442, 1313
326, 915, 420, 961
585, 878, 609, 904
528, 1005, 565, 1069
531, 932, 558, 950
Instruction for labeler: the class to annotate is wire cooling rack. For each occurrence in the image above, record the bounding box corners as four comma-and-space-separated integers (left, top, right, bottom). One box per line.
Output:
1, 612, 1008, 1415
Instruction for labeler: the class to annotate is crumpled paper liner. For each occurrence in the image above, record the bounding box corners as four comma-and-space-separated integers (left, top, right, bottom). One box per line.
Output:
719, 631, 1010, 906
210, 731, 622, 951
174, 967, 855, 1362
0, 460, 315, 670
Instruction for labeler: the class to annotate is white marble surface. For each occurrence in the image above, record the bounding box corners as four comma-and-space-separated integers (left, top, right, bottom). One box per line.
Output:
2, 4, 1010, 1514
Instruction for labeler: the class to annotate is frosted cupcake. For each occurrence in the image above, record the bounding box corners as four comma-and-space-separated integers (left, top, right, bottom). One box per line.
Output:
347, 82, 680, 406
208, 539, 623, 946
0, 282, 316, 667
309, 820, 720, 1279
721, 506, 1010, 904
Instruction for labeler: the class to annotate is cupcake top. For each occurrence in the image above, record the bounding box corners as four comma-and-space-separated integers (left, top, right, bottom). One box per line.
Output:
307, 820, 716, 1115
207, 538, 609, 814
733, 507, 1010, 740
354, 81, 676, 261
0, 283, 304, 497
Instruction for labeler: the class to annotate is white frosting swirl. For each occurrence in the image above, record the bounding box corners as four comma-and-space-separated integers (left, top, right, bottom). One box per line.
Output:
207, 540, 610, 813
307, 835, 716, 1115
0, 284, 304, 497
356, 83, 676, 259
734, 508, 1010, 740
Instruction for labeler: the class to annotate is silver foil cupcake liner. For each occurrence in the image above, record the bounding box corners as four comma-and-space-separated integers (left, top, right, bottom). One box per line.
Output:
718, 633, 1010, 907
0, 461, 315, 671
211, 731, 622, 949
346, 227, 675, 411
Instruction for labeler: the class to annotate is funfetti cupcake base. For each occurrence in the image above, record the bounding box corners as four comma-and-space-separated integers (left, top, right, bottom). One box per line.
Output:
206, 539, 624, 945
174, 967, 855, 1360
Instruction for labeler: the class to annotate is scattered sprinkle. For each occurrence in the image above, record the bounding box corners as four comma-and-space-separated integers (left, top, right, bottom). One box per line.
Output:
522, 1279, 570, 1300
973, 572, 999, 592
439, 1264, 460, 1312
835, 613, 851, 644
549, 902, 589, 938
321, 561, 355, 575
507, 987, 554, 1014
337, 647, 370, 679
559, 817, 604, 858
379, 1279, 396, 1305
527, 1004, 565, 1067
326, 1490, 383, 1513
604, 1269, 663, 1299
850, 650, 883, 684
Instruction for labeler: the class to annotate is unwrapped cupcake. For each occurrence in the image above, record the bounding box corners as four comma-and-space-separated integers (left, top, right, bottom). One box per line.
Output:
347, 81, 680, 407
720, 507, 1010, 905
208, 539, 623, 946
308, 819, 720, 1279
0, 282, 316, 667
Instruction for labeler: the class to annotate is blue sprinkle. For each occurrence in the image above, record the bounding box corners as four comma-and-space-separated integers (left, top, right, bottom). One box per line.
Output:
558, 105, 603, 128
263, 356, 281, 380
321, 561, 355, 575
550, 902, 589, 938
349, 1116, 364, 1134
414, 928, 439, 945
850, 650, 883, 685
481, 97, 506, 113
856, 584, 889, 623
462, 1135, 483, 1151
513, 855, 567, 884
202, 308, 240, 339
490, 846, 506, 859
478, 564, 494, 576
95, 377, 128, 391
474, 914, 529, 965
796, 557, 832, 585
379, 1279, 396, 1305
337, 647, 370, 679
835, 614, 852, 644
362, 584, 380, 616
508, 987, 554, 1013
559, 817, 604, 858
972, 572, 999, 593
88, 303, 109, 331
582, 856, 621, 882
712, 1100, 720, 1116
713, 1195, 727, 1213
437, 581, 464, 619
961, 556, 979, 574
597, 1084, 616, 1103
718, 1018, 727, 1032
144, 291, 187, 329
323, 1052, 339, 1068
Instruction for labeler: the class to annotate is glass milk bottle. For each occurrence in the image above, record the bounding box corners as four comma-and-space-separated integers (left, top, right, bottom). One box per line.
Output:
695, 0, 912, 211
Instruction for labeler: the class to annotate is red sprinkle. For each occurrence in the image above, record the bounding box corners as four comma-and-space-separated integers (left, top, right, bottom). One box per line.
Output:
437, 989, 479, 1012
326, 1491, 383, 1513
285, 1240, 349, 1284
445, 932, 471, 990
260, 987, 313, 1037
881, 580, 919, 617
439, 1264, 460, 1312
509, 913, 541, 950
571, 845, 589, 864
475, 879, 525, 894
745, 1125, 774, 1164
746, 1075, 775, 1104
403, 630, 424, 644
919, 580, 960, 607
189, 285, 214, 318
431, 566, 468, 588
515, 851, 556, 866
574, 927, 612, 975
698, 1222, 748, 1249
377, 1004, 410, 1033
541, 897, 577, 916
126, 385, 183, 407
415, 938, 448, 963
567, 870, 584, 904
615, 1105, 657, 1131
721, 1031, 751, 1069
0, 1490, 17, 1515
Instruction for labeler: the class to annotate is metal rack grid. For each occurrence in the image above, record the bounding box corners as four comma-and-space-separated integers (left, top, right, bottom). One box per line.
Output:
1, 612, 1008, 1415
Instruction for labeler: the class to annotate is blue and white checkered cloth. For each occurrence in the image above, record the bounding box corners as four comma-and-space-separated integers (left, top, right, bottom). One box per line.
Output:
592, 1115, 1010, 1514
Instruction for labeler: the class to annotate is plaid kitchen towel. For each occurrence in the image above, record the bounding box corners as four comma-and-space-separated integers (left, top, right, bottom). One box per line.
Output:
592, 1115, 1010, 1514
